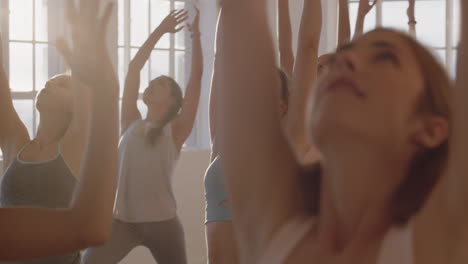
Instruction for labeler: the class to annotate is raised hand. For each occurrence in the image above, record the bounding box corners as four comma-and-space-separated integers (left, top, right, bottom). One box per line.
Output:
407, 0, 416, 22
358, 0, 378, 16
187, 8, 200, 36
56, 0, 117, 89
159, 10, 189, 34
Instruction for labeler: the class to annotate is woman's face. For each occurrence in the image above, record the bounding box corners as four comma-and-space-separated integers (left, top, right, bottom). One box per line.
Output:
309, 30, 445, 156
36, 75, 73, 114
143, 76, 176, 113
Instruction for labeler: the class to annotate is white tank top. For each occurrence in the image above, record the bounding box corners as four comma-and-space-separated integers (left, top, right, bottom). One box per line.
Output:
114, 119, 179, 223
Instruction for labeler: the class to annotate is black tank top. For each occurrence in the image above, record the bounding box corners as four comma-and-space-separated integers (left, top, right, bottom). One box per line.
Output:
0, 142, 80, 264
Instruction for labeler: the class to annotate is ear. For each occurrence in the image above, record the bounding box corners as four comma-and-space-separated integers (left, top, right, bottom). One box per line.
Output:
413, 116, 449, 149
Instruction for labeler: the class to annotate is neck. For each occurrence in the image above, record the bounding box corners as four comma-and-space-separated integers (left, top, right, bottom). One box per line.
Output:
145, 107, 168, 124
35, 114, 68, 147
316, 141, 411, 252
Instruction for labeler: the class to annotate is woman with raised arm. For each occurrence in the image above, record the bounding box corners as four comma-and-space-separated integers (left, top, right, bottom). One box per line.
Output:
203, 1, 321, 262
217, 0, 468, 263
354, 0, 378, 39
83, 9, 202, 264
204, 8, 241, 264
0, 0, 119, 261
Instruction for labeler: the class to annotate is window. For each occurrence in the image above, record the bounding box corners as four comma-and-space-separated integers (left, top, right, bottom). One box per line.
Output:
0, 0, 68, 158
118, 0, 197, 147
348, 0, 460, 76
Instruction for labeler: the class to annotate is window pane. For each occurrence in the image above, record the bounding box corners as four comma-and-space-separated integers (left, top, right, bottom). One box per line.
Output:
433, 48, 446, 66
13, 100, 34, 138
10, 0, 33, 40
131, 48, 150, 92
35, 0, 48, 42
10, 43, 33, 92
175, 51, 186, 90
118, 0, 125, 46
416, 0, 446, 47
349, 2, 376, 37
150, 50, 170, 79
36, 44, 48, 92
175, 1, 187, 49
137, 99, 148, 118
118, 47, 125, 96
453, 0, 460, 46
382, 1, 409, 33
151, 0, 171, 49
131, 0, 149, 46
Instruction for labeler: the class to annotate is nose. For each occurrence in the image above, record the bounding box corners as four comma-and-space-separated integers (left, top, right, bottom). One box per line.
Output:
333, 50, 359, 73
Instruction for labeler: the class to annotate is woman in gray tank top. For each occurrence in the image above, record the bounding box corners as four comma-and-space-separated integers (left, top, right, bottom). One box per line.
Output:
0, 1, 120, 261
83, 8, 203, 264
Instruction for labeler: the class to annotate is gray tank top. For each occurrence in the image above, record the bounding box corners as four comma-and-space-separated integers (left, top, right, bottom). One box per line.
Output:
0, 142, 80, 264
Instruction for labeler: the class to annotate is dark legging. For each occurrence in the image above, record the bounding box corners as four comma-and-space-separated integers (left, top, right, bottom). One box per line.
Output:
83, 217, 187, 264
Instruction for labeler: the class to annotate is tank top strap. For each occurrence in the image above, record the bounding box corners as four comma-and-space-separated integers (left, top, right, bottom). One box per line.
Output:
16, 140, 62, 164
16, 140, 34, 160
258, 216, 315, 264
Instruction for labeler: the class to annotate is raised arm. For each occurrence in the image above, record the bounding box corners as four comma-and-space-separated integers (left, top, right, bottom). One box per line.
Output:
172, 8, 203, 151
121, 10, 188, 134
278, 0, 294, 76
0, 0, 119, 260
286, 0, 322, 161
209, 10, 223, 161
448, 1, 468, 258
217, 1, 303, 260
354, 0, 378, 39
61, 71, 91, 176
338, 0, 351, 47
0, 33, 29, 168
407, 0, 416, 38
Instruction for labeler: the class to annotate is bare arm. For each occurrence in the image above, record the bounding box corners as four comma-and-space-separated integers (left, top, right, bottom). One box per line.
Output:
0, 33, 30, 167
0, 1, 119, 260
61, 76, 90, 176
354, 0, 378, 39
209, 10, 222, 161
337, 0, 351, 47
278, 0, 294, 76
172, 9, 203, 151
217, 1, 303, 260
407, 0, 416, 38
447, 0, 468, 254
122, 10, 188, 134
286, 0, 322, 161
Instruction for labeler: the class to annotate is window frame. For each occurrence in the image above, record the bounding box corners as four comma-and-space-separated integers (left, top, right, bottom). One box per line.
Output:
347, 0, 459, 76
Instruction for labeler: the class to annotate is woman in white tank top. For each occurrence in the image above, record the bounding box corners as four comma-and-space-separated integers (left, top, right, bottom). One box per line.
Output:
214, 0, 468, 263
83, 8, 203, 264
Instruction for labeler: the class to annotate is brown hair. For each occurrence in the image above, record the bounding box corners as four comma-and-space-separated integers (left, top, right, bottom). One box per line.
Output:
304, 28, 453, 226
146, 76, 183, 145
278, 68, 290, 104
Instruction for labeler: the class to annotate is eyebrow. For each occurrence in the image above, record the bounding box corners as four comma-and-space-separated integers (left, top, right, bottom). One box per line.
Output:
371, 40, 398, 50
336, 43, 354, 53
